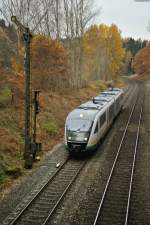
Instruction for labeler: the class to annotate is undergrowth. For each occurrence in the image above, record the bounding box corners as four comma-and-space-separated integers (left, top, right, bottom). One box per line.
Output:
0, 78, 125, 187
0, 86, 12, 106
42, 120, 58, 136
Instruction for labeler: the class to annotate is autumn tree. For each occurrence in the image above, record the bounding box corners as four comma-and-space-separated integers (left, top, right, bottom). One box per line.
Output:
0, 0, 99, 89
9, 34, 68, 103
108, 24, 125, 79
83, 24, 125, 81
83, 25, 106, 80
31, 35, 68, 91
0, 26, 16, 104
62, 0, 100, 88
121, 50, 133, 75
0, 27, 14, 69
134, 42, 150, 75
123, 38, 147, 56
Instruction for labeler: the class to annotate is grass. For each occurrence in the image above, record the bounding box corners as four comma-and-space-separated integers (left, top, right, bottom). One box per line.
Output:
0, 151, 22, 184
87, 80, 107, 91
0, 107, 24, 185
0, 167, 6, 184
42, 120, 58, 136
0, 86, 12, 106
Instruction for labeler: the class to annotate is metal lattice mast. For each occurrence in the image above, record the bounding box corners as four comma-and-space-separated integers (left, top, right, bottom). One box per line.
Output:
11, 16, 33, 169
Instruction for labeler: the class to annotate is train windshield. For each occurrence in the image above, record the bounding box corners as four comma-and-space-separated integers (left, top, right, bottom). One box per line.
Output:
67, 119, 92, 132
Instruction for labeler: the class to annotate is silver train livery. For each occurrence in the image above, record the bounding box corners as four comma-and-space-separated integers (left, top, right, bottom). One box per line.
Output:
65, 88, 124, 153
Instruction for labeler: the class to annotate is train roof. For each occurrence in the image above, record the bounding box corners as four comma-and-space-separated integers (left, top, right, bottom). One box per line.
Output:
66, 87, 123, 122
101, 88, 123, 96
94, 95, 114, 102
102, 88, 123, 95
78, 100, 105, 110
67, 107, 99, 121
108, 88, 121, 91
67, 97, 113, 121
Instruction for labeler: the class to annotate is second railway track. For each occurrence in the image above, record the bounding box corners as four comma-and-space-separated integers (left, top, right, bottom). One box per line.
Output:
92, 84, 145, 225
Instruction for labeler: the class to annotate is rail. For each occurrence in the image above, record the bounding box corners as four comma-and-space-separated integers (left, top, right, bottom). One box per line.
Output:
93, 87, 144, 225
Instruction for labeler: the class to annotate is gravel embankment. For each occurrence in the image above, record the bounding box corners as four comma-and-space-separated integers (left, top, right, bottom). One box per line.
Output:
0, 144, 68, 223
128, 85, 150, 225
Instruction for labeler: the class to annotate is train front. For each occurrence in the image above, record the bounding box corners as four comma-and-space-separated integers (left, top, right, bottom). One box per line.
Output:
65, 109, 94, 153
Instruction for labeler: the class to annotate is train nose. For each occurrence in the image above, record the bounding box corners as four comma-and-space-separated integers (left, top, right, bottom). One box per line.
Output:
67, 142, 87, 152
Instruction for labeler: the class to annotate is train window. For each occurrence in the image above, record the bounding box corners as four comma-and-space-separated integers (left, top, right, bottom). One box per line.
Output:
100, 112, 106, 127
94, 122, 98, 133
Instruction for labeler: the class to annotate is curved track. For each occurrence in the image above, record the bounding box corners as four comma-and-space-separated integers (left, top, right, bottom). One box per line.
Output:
92, 83, 145, 225
2, 80, 141, 225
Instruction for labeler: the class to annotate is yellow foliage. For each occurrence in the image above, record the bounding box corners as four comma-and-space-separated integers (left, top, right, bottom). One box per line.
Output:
109, 24, 125, 79
83, 24, 125, 81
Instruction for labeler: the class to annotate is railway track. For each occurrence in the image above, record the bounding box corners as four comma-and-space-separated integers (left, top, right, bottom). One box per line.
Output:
92, 84, 145, 225
2, 80, 141, 225
2, 158, 87, 225
123, 80, 138, 108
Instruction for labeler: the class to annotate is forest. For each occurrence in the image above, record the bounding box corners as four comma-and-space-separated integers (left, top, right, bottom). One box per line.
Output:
0, 0, 147, 185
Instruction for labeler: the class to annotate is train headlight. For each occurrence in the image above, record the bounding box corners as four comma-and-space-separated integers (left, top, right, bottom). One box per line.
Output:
84, 137, 88, 141
68, 136, 71, 140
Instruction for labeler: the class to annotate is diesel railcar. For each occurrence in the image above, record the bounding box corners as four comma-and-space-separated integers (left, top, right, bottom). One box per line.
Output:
65, 88, 124, 154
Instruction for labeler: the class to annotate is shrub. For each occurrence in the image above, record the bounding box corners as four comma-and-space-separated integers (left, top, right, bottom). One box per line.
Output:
0, 86, 12, 106
0, 167, 6, 184
42, 120, 58, 136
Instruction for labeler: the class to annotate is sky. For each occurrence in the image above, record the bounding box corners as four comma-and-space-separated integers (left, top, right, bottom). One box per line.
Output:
0, 0, 150, 40
94, 0, 150, 40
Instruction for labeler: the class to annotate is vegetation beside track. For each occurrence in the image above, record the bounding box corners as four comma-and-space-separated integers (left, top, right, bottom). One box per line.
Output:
0, 79, 123, 188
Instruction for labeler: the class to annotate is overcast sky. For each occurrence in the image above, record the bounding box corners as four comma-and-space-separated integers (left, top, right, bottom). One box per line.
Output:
0, 0, 149, 40
94, 0, 150, 40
